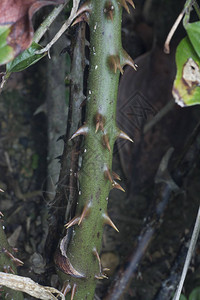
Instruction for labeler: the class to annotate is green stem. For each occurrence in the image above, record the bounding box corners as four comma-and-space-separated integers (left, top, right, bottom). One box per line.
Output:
55, 1, 129, 299
194, 1, 200, 19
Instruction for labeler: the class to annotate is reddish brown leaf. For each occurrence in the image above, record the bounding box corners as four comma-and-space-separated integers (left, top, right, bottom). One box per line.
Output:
0, 0, 63, 60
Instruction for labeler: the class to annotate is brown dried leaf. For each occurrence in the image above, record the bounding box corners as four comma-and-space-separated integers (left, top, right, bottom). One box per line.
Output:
0, 0, 63, 62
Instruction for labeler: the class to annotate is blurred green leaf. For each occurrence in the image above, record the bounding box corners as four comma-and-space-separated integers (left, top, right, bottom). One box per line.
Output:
0, 25, 14, 64
180, 295, 188, 300
189, 287, 200, 300
6, 42, 46, 73
184, 21, 200, 58
172, 37, 200, 106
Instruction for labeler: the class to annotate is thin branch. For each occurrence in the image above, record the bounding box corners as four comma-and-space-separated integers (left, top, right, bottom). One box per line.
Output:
36, 0, 80, 55
172, 206, 200, 300
193, 1, 200, 19
33, 0, 70, 43
0, 272, 65, 300
164, 8, 185, 54
154, 233, 191, 300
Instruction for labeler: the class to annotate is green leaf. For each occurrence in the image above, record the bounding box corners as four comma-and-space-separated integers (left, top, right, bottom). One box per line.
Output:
189, 287, 200, 300
180, 295, 188, 300
0, 25, 14, 64
6, 42, 46, 73
185, 21, 200, 58
172, 37, 200, 106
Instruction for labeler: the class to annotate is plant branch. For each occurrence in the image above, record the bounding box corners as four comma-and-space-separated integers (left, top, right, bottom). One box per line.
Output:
33, 0, 70, 43
35, 0, 80, 56
172, 206, 200, 300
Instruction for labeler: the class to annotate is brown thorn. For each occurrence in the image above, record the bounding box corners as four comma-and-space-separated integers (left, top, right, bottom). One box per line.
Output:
64, 216, 80, 229
108, 10, 114, 21
78, 200, 92, 225
54, 249, 85, 278
95, 275, 104, 280
0, 189, 4, 192
118, 130, 134, 143
61, 283, 71, 296
95, 121, 100, 133
112, 171, 121, 181
0, 211, 4, 217
69, 125, 89, 140
12, 257, 24, 267
102, 212, 119, 232
109, 55, 123, 74
122, 50, 137, 71
118, 0, 130, 13
71, 283, 77, 300
112, 180, 125, 192
103, 134, 111, 152
75, 1, 92, 18
8, 266, 15, 274
93, 247, 102, 274
126, 0, 135, 9
72, 12, 89, 26
95, 113, 104, 133
2, 248, 24, 266
104, 165, 113, 183
103, 267, 110, 271
12, 248, 18, 253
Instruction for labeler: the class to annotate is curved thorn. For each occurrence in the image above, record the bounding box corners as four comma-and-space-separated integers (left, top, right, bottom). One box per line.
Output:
69, 125, 89, 140
102, 212, 119, 232
2, 248, 24, 266
104, 2, 115, 21
95, 113, 104, 133
103, 267, 110, 271
103, 134, 111, 152
0, 211, 4, 217
72, 12, 89, 26
71, 284, 77, 300
0, 189, 4, 192
54, 249, 85, 278
121, 50, 137, 70
78, 200, 92, 225
112, 180, 125, 192
93, 247, 102, 274
118, 130, 134, 143
108, 10, 114, 21
104, 165, 113, 183
112, 171, 121, 181
95, 121, 100, 133
75, 1, 92, 18
95, 275, 104, 280
126, 0, 135, 9
61, 283, 71, 296
64, 216, 80, 229
8, 266, 15, 274
118, 0, 130, 13
109, 55, 123, 74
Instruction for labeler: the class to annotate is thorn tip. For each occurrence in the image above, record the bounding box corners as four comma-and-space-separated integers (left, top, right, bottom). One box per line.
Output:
102, 213, 119, 232
118, 130, 134, 143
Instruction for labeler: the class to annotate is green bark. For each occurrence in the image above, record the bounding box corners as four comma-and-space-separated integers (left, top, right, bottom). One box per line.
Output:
55, 1, 135, 298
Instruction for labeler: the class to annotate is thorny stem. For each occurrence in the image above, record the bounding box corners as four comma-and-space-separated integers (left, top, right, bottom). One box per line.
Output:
54, 1, 136, 299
